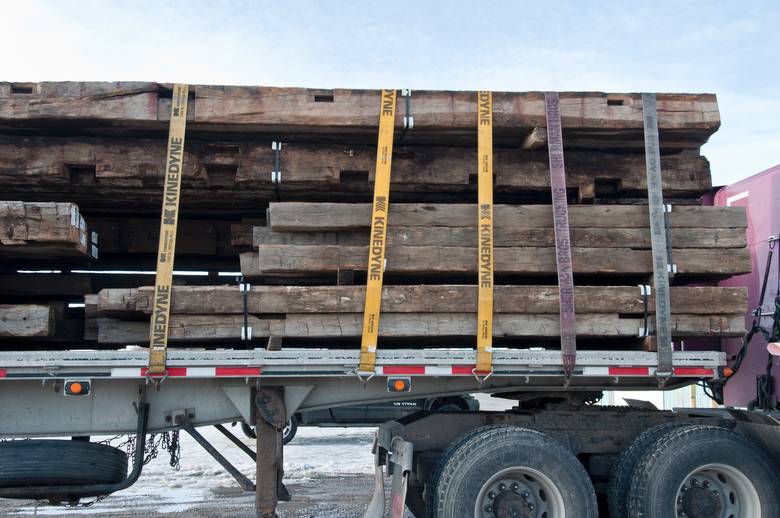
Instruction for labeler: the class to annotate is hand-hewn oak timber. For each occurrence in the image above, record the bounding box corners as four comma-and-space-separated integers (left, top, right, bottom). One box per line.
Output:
0, 201, 93, 258
0, 137, 712, 200
246, 246, 750, 276
251, 225, 746, 249
267, 203, 746, 231
95, 285, 746, 317
0, 304, 52, 337
0, 83, 719, 150
94, 312, 743, 344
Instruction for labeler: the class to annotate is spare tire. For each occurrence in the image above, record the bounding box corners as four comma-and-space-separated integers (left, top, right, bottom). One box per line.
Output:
0, 440, 127, 494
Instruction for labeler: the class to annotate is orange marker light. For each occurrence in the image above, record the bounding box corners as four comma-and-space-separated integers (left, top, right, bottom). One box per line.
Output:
722, 367, 734, 378
64, 380, 90, 396
387, 377, 411, 393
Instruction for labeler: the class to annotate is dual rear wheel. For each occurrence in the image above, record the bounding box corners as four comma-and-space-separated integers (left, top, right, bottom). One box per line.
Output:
609, 424, 780, 518
427, 425, 598, 518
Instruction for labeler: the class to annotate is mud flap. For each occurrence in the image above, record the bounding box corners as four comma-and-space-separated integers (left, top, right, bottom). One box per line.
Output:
364, 435, 415, 518
364, 438, 386, 518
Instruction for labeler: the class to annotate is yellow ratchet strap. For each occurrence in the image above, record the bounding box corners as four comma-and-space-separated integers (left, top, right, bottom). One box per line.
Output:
358, 89, 397, 375
476, 90, 494, 374
147, 84, 189, 375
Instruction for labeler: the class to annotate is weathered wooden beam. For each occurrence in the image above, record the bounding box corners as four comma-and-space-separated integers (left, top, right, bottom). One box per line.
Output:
251, 225, 746, 249
246, 246, 750, 276
95, 312, 743, 344
0, 304, 53, 337
267, 203, 746, 231
0, 201, 94, 259
95, 285, 746, 317
0, 83, 719, 150
0, 136, 712, 200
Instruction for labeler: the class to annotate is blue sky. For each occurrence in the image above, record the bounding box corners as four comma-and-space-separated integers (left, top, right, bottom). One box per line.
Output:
2, 0, 778, 185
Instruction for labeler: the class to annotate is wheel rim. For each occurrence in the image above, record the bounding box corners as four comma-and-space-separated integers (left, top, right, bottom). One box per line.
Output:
475, 466, 565, 518
675, 463, 760, 518
283, 420, 292, 439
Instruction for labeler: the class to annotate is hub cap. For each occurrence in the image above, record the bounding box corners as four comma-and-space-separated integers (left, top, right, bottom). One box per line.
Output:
476, 467, 565, 518
675, 464, 760, 517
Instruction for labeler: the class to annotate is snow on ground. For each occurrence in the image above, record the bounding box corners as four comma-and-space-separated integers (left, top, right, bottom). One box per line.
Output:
5, 426, 376, 516
1, 394, 516, 516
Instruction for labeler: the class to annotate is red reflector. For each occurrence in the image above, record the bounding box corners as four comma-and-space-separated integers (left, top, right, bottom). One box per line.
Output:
140, 367, 187, 377
674, 367, 713, 377
383, 365, 425, 375
452, 365, 475, 375
609, 367, 649, 376
0, 369, 6, 378
215, 367, 261, 377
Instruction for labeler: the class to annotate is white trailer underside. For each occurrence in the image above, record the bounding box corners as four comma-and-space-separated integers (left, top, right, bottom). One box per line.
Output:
0, 348, 724, 437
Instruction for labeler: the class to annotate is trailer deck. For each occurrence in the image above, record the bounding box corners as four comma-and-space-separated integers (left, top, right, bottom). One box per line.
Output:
0, 348, 724, 437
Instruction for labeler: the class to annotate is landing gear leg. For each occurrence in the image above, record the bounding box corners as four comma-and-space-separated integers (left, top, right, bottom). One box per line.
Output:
254, 386, 289, 518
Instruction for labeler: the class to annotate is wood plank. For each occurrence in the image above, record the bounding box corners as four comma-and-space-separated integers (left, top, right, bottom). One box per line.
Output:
95, 312, 744, 344
0, 304, 52, 337
0, 136, 712, 199
0, 201, 94, 258
268, 203, 746, 231
96, 285, 747, 317
247, 246, 751, 276
252, 225, 746, 249
0, 84, 719, 150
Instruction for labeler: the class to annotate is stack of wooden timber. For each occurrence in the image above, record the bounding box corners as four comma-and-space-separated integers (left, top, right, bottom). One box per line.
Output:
0, 201, 95, 260
0, 201, 97, 341
0, 82, 747, 351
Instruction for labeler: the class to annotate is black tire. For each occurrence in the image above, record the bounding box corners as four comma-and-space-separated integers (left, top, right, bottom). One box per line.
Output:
431, 397, 468, 412
242, 416, 297, 444
428, 425, 598, 517
241, 421, 257, 439
607, 421, 684, 518
283, 415, 298, 444
0, 440, 127, 496
628, 425, 780, 518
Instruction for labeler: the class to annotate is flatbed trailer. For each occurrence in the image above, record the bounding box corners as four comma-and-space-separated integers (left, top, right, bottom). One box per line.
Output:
3, 346, 780, 518
0, 348, 725, 437
1, 84, 779, 518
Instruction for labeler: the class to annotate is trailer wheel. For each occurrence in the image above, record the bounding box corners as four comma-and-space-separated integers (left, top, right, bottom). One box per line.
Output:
628, 425, 780, 518
429, 425, 597, 518
607, 421, 684, 518
241, 415, 297, 444
282, 415, 298, 444
0, 440, 127, 498
241, 421, 257, 439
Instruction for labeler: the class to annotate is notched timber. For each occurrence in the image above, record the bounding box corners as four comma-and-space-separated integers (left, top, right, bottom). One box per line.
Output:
267, 203, 746, 231
95, 285, 747, 317
0, 83, 719, 150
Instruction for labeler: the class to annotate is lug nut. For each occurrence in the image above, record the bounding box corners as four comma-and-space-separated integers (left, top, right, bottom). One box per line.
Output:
511, 482, 520, 491
484, 504, 492, 512
690, 479, 698, 486
527, 503, 534, 511
488, 491, 496, 499
702, 481, 710, 488
498, 483, 506, 491
521, 489, 530, 499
